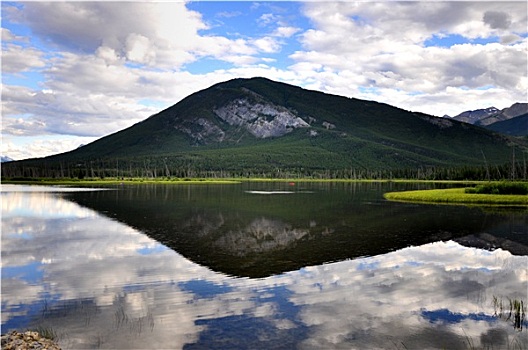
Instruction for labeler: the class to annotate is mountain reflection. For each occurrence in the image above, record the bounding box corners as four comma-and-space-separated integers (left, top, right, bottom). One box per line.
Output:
214, 217, 311, 255
66, 182, 527, 277
1, 186, 527, 349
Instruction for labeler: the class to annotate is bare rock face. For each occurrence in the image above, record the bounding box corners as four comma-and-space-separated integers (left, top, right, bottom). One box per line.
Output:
420, 115, 454, 129
214, 98, 310, 138
174, 117, 225, 144
213, 217, 310, 256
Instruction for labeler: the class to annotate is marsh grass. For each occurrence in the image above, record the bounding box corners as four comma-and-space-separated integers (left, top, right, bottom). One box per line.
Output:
384, 187, 528, 206
31, 325, 58, 340
494, 296, 527, 331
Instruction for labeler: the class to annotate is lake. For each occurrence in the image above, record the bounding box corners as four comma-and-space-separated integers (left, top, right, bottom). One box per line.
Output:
1, 182, 527, 349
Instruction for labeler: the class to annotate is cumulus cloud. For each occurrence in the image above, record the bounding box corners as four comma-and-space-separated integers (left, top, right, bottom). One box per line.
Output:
2, 82, 154, 138
2, 43, 46, 73
293, 1, 527, 116
273, 26, 300, 38
6, 2, 267, 69
1, 27, 27, 42
1, 136, 97, 160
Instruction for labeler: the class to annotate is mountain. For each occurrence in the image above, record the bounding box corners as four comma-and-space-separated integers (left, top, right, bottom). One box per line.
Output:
485, 113, 528, 136
449, 103, 528, 127
449, 107, 501, 124
2, 77, 527, 179
1, 156, 14, 163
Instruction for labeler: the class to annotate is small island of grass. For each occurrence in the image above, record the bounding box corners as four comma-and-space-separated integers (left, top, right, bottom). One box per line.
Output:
384, 182, 528, 206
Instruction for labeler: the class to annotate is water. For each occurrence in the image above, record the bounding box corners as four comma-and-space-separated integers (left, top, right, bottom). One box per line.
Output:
1, 183, 527, 349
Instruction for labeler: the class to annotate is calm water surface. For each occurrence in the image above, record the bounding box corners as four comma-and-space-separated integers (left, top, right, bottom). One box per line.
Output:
1, 182, 527, 349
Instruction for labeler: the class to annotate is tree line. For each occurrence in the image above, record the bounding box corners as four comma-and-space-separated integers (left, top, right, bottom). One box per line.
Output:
2, 157, 527, 181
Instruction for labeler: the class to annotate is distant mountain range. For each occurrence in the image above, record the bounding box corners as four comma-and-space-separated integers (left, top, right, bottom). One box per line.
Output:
2, 77, 527, 179
1, 156, 14, 163
446, 103, 528, 136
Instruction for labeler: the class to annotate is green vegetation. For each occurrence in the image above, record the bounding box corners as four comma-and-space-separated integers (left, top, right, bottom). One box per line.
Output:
384, 184, 528, 206
465, 182, 528, 195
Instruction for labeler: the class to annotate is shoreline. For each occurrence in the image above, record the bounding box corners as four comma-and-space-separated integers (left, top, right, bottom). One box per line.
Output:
1, 177, 510, 186
1, 331, 61, 350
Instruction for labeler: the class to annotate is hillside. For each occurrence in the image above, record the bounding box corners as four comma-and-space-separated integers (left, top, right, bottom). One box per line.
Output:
485, 113, 528, 136
2, 77, 527, 179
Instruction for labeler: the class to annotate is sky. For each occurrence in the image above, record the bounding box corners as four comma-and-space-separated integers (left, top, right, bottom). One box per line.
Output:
1, 1, 527, 161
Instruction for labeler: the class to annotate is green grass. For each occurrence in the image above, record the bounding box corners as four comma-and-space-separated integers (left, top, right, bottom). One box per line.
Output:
1, 177, 241, 186
384, 187, 528, 206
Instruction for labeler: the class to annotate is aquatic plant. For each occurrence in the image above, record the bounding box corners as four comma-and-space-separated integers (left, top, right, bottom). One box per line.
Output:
493, 296, 526, 331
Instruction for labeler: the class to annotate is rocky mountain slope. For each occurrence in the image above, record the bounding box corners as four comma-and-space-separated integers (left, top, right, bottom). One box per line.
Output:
449, 103, 528, 126
446, 102, 527, 136
447, 107, 501, 124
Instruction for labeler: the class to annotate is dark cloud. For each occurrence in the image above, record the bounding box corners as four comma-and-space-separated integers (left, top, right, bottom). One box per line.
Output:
483, 11, 512, 29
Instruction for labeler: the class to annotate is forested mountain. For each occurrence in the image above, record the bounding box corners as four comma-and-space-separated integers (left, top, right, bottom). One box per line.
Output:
2, 77, 527, 179
486, 113, 528, 137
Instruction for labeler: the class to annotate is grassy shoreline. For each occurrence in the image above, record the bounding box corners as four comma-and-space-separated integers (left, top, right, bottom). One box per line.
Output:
1, 177, 495, 186
384, 187, 528, 206
1, 177, 242, 186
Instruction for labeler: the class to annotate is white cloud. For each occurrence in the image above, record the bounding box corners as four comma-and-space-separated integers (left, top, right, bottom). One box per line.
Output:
1, 136, 97, 160
252, 37, 281, 53
290, 1, 528, 116
273, 26, 300, 38
1, 27, 28, 43
125, 33, 155, 64
6, 2, 258, 69
1, 43, 46, 73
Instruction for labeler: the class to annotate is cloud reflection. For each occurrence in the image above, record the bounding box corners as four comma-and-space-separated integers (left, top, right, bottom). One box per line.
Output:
1, 188, 526, 349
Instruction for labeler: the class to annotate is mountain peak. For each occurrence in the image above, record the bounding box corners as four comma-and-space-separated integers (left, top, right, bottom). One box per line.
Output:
451, 106, 499, 124
450, 102, 527, 129
1, 156, 14, 163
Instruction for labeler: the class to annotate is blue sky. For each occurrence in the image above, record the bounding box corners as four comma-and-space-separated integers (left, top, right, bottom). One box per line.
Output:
2, 1, 527, 160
